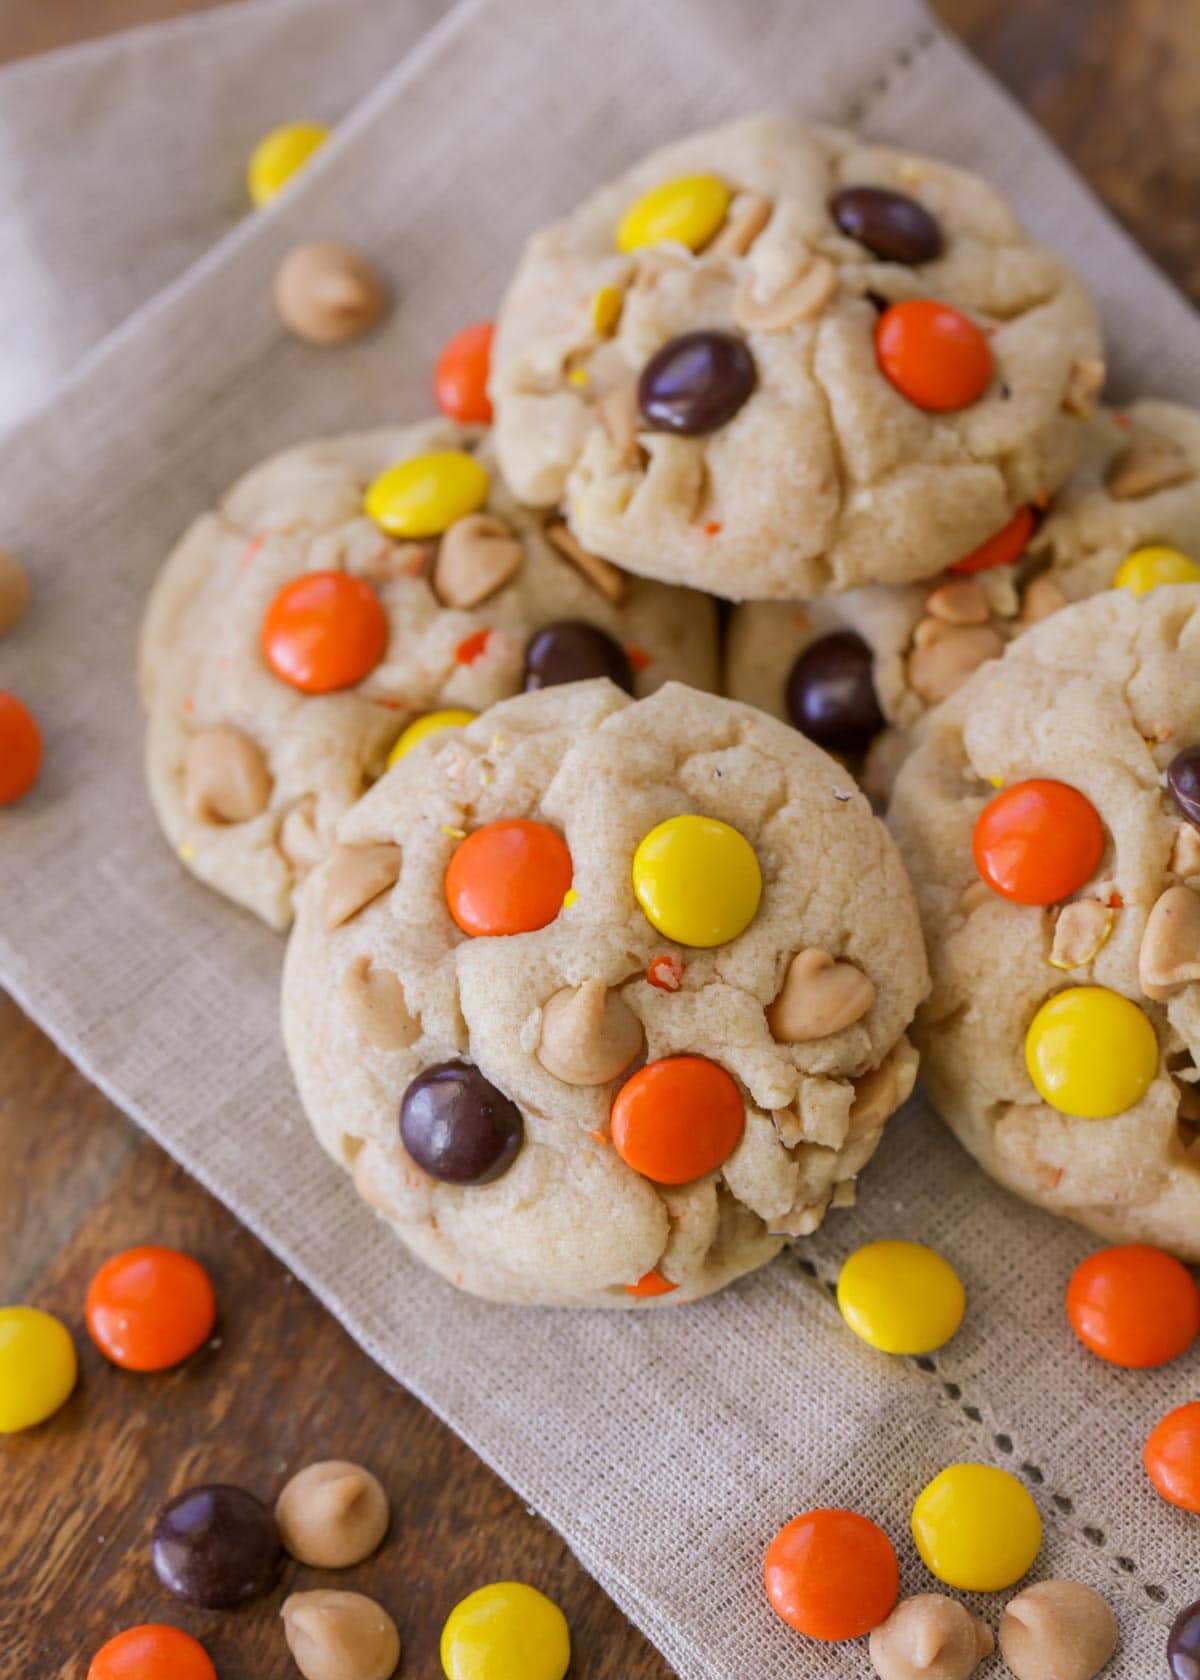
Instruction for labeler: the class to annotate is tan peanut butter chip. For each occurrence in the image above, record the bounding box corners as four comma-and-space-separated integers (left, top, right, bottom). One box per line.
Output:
1018, 574, 1068, 625
536, 980, 644, 1085
1049, 900, 1113, 971
1172, 824, 1200, 879
546, 521, 627, 604
276, 1460, 389, 1568
183, 725, 272, 823
339, 956, 419, 1050
707, 191, 773, 258
848, 1039, 918, 1136
998, 1580, 1117, 1680
321, 843, 402, 931
869, 1593, 994, 1680
907, 620, 1004, 705
281, 1589, 400, 1680
280, 797, 324, 874
0, 546, 30, 639
1138, 883, 1200, 1000
767, 948, 876, 1042
732, 254, 837, 332
1105, 433, 1192, 500
433, 512, 523, 608
274, 242, 388, 346
924, 578, 990, 626
1062, 355, 1106, 417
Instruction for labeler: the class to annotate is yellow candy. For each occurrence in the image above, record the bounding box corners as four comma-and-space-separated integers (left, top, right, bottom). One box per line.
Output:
591, 285, 624, 336
1113, 544, 1200, 596
562, 887, 579, 909
1025, 985, 1158, 1118
246, 122, 330, 207
0, 1306, 77, 1433
632, 814, 762, 948
912, 1463, 1042, 1591
365, 451, 489, 538
440, 1581, 570, 1680
615, 174, 731, 254
388, 708, 476, 767
837, 1240, 965, 1355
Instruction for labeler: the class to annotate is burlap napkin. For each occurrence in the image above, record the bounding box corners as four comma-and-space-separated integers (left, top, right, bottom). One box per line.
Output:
2, 2, 1197, 1674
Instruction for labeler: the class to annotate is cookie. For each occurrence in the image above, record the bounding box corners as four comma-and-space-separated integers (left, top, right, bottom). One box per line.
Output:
281, 680, 929, 1307
889, 586, 1200, 1258
725, 401, 1200, 800
140, 423, 718, 928
491, 113, 1102, 600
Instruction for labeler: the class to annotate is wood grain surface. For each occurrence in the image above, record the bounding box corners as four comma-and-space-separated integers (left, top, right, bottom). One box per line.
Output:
0, 3, 1197, 1677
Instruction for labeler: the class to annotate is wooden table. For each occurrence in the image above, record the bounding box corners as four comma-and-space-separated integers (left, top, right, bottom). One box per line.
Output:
1, 3, 1197, 1676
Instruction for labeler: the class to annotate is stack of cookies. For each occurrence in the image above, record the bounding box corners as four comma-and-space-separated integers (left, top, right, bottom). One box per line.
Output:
139, 114, 1200, 1307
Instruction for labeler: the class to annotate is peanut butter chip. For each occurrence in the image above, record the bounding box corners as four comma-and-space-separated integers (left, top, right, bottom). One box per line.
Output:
184, 725, 273, 823
279, 797, 324, 874
869, 1593, 994, 1680
706, 191, 773, 257
998, 1580, 1117, 1680
1171, 823, 1200, 879
274, 242, 388, 346
1049, 900, 1113, 971
732, 255, 838, 331
433, 513, 523, 608
546, 521, 628, 603
276, 1461, 390, 1568
339, 956, 419, 1050
848, 1038, 918, 1137
536, 981, 644, 1085
957, 879, 993, 916
1105, 434, 1192, 500
1061, 356, 1106, 417
924, 577, 990, 626
320, 843, 402, 931
1138, 883, 1200, 999
281, 1589, 400, 1680
0, 545, 30, 639
767, 948, 876, 1042
597, 380, 643, 466
907, 620, 1004, 704
1018, 575, 1068, 625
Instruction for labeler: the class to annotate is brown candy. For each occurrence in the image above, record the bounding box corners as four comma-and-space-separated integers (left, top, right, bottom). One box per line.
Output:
275, 1461, 389, 1568
0, 546, 30, 639
536, 981, 644, 1085
320, 843, 402, 930
184, 725, 273, 823
281, 1589, 401, 1680
274, 242, 388, 346
767, 948, 876, 1042
998, 1580, 1117, 1680
869, 1593, 993, 1680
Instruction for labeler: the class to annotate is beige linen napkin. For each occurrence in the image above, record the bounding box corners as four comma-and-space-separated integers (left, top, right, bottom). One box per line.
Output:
1, 1, 1198, 1674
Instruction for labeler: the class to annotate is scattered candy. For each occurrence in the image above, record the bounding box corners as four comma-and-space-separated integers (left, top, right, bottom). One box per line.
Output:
637, 330, 756, 435
1066, 1243, 1200, 1368
401, 1060, 524, 1185
247, 121, 329, 207
87, 1625, 217, 1680
911, 1463, 1041, 1591
85, 1245, 217, 1372
615, 174, 730, 253
837, 1240, 965, 1355
972, 779, 1104, 905
261, 572, 387, 694
785, 631, 885, 755
0, 1305, 76, 1432
610, 1056, 744, 1184
875, 300, 992, 412
1144, 1400, 1200, 1513
444, 818, 573, 937
998, 1580, 1117, 1680
388, 708, 476, 767
365, 451, 490, 539
764, 1507, 899, 1640
625, 1270, 677, 1299
523, 620, 634, 694
646, 953, 684, 991
0, 690, 42, 804
282, 1589, 401, 1680
0, 545, 30, 638
275, 1460, 389, 1567
151, 1483, 281, 1608
1169, 1599, 1200, 1680
1113, 543, 1200, 595
829, 185, 942, 265
868, 1593, 993, 1680
632, 813, 762, 947
434, 322, 496, 424
440, 1581, 570, 1680
273, 241, 387, 344
1167, 745, 1200, 829
1025, 986, 1158, 1118
948, 505, 1036, 576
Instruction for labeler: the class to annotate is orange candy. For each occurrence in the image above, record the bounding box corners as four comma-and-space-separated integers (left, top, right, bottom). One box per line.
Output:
1067, 1244, 1200, 1369
949, 505, 1036, 575
87, 1625, 217, 1680
434, 321, 495, 424
445, 819, 573, 937
261, 571, 387, 694
1145, 1401, 1200, 1513
610, 1056, 744, 1185
875, 300, 993, 412
764, 1508, 899, 1641
625, 1270, 677, 1299
0, 690, 42, 805
973, 779, 1104, 905
85, 1246, 217, 1372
